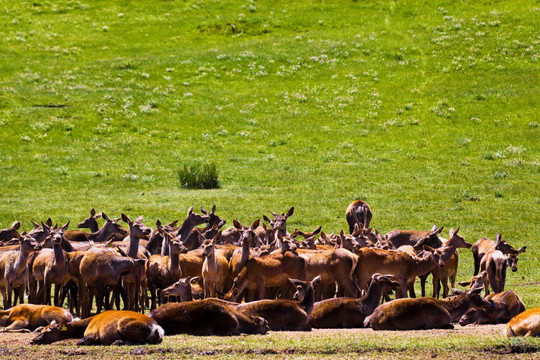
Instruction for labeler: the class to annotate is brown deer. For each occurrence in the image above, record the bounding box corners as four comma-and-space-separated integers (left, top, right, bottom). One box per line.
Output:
146, 222, 188, 310
353, 245, 447, 298
149, 298, 240, 335
79, 247, 147, 317
298, 243, 360, 300
345, 200, 372, 234
234, 276, 320, 331
224, 244, 306, 302
459, 290, 526, 325
421, 227, 472, 298
162, 206, 210, 255
384, 224, 444, 249
30, 222, 70, 306
309, 274, 399, 328
119, 214, 152, 312
0, 235, 42, 308
162, 276, 203, 302
182, 205, 226, 250
0, 304, 72, 332
76, 208, 101, 232
472, 234, 525, 275
504, 308, 540, 337
201, 232, 231, 298
458, 270, 489, 294
228, 219, 260, 277
364, 287, 488, 330
31, 310, 164, 345
0, 221, 21, 244
480, 249, 520, 294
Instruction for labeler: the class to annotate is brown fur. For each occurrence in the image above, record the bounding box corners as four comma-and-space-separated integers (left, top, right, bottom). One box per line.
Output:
345, 200, 372, 234
459, 290, 526, 325
31, 310, 163, 345
472, 234, 525, 276
384, 225, 444, 249
309, 274, 399, 328
0, 304, 72, 332
0, 235, 41, 308
505, 308, 540, 337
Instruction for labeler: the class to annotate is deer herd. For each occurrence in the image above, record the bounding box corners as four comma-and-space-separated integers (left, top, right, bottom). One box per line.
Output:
0, 200, 537, 345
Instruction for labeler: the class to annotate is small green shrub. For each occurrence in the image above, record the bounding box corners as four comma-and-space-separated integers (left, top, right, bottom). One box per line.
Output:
177, 161, 220, 189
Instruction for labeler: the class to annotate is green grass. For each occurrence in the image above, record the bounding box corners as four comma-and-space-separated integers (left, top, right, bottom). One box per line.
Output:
0, 0, 538, 311
3, 328, 540, 359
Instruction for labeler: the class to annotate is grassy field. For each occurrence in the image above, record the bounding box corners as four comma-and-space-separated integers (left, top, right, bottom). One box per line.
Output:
0, 0, 539, 355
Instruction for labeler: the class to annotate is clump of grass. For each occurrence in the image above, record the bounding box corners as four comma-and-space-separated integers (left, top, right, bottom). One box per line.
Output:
177, 161, 220, 189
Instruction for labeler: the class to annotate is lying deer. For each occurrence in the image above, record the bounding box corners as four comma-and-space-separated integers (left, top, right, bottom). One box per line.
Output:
504, 308, 540, 337
459, 290, 526, 325
364, 287, 488, 330
234, 276, 321, 331
31, 310, 164, 345
0, 304, 72, 332
162, 276, 203, 302
309, 273, 399, 328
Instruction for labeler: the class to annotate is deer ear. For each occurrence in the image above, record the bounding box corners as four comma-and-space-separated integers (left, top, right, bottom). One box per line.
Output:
156, 219, 162, 229
312, 275, 321, 287
233, 219, 242, 229
457, 281, 471, 287
187, 206, 194, 215
101, 212, 110, 221
90, 208, 96, 217
32, 221, 40, 229
518, 246, 526, 254
251, 219, 260, 229
496, 233, 502, 242
262, 215, 271, 223
286, 207, 294, 218
190, 276, 199, 284
61, 221, 70, 232
121, 213, 131, 224
135, 215, 144, 223
12, 221, 21, 231
200, 206, 208, 215
451, 288, 464, 295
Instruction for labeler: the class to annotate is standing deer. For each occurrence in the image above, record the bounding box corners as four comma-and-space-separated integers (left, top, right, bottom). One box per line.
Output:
120, 214, 152, 312
0, 235, 42, 308
0, 221, 21, 244
472, 234, 525, 276
147, 222, 188, 310
480, 249, 521, 294
345, 200, 372, 234
31, 222, 70, 306
201, 232, 230, 298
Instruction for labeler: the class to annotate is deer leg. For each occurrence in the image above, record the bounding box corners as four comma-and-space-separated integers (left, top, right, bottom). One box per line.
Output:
419, 273, 428, 297
1, 286, 8, 308
1, 319, 30, 332
6, 282, 13, 308
441, 277, 449, 298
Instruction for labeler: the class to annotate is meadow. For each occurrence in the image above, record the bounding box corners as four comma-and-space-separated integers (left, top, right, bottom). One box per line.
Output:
0, 0, 538, 356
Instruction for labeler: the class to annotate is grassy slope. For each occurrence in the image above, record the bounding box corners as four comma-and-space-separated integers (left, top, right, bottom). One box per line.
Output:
0, 0, 538, 306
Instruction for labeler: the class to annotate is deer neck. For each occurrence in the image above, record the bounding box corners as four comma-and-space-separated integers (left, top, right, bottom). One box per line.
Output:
363, 281, 386, 314
127, 232, 140, 258
88, 220, 100, 233
53, 242, 66, 266
235, 240, 251, 275
205, 249, 218, 272
414, 254, 438, 276
88, 223, 113, 242
176, 218, 200, 241
160, 236, 170, 256
439, 295, 471, 320
15, 245, 33, 270
298, 284, 315, 317
439, 245, 457, 265
169, 250, 181, 277
63, 316, 92, 338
